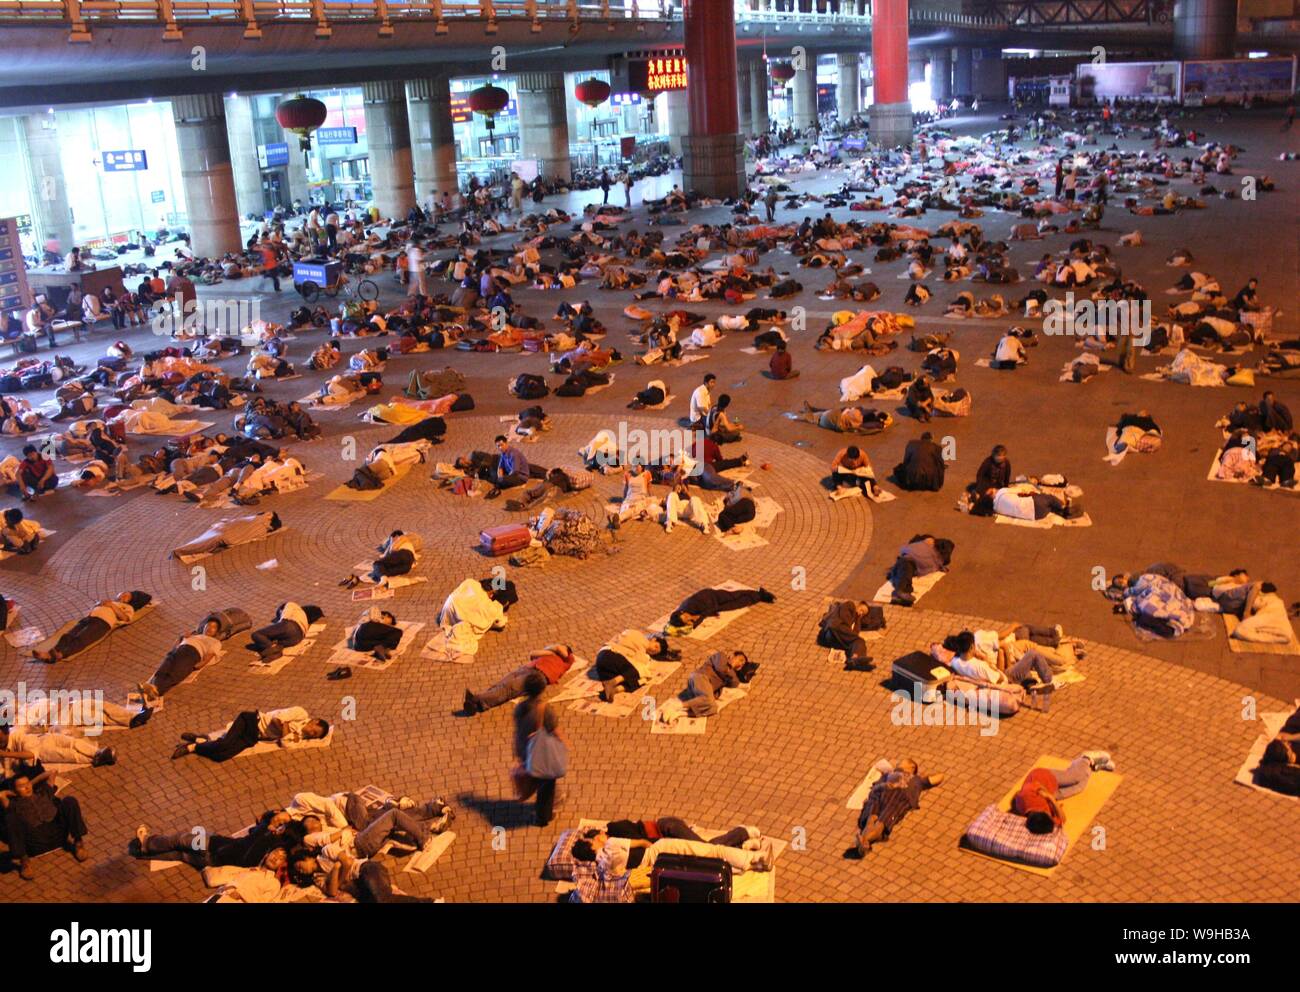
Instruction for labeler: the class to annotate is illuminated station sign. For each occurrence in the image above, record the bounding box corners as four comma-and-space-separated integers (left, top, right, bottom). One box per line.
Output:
629, 55, 689, 93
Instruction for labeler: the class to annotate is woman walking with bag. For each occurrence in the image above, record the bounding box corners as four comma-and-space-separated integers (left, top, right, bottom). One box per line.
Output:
525, 707, 567, 827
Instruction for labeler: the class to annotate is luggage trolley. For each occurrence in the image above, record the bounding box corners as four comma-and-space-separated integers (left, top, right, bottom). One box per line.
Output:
293, 259, 378, 304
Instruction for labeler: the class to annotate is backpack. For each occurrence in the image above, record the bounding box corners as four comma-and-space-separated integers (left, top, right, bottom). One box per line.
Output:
347, 464, 384, 491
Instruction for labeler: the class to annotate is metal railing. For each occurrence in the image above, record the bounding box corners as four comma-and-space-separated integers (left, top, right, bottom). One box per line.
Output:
0, 0, 1005, 40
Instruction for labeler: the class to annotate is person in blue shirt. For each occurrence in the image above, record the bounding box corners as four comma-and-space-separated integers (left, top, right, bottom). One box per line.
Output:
488, 435, 530, 498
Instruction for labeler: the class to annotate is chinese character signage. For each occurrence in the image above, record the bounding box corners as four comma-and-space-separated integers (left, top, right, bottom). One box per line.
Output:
0, 217, 31, 313
259, 142, 290, 168
629, 56, 689, 93
102, 149, 148, 172
316, 126, 358, 145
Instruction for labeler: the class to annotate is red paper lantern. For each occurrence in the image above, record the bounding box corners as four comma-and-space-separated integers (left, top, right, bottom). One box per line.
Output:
275, 93, 328, 152
575, 78, 611, 109
468, 83, 511, 119
770, 62, 796, 83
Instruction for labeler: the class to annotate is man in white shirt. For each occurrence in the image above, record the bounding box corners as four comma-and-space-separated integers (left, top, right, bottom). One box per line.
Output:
171, 705, 328, 761
406, 241, 427, 297
992, 485, 1066, 521
138, 618, 225, 700
436, 577, 509, 656
324, 208, 340, 250
946, 630, 1054, 687
249, 602, 323, 663
992, 332, 1027, 369
689, 373, 716, 426
0, 724, 117, 775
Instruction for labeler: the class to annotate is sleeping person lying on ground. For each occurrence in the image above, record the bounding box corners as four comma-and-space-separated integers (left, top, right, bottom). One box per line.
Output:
853, 759, 944, 858
463, 644, 577, 715
249, 602, 325, 664
340, 530, 421, 590
31, 591, 152, 663
170, 706, 329, 762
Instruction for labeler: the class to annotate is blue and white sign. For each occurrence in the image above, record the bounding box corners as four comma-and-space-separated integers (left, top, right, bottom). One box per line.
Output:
260, 141, 290, 167
316, 126, 358, 145
102, 149, 148, 172
611, 92, 642, 107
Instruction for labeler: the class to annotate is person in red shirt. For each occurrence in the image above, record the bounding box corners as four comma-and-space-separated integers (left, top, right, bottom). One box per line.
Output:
1013, 751, 1115, 834
258, 240, 281, 292
769, 340, 798, 380
463, 643, 577, 715
17, 445, 56, 501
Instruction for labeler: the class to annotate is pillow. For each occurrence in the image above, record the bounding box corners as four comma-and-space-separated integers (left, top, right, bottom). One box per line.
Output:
544, 827, 595, 881
1226, 368, 1255, 387
964, 804, 1067, 867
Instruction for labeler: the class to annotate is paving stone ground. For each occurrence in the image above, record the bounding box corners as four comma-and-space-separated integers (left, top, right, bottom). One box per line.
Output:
1, 104, 1296, 903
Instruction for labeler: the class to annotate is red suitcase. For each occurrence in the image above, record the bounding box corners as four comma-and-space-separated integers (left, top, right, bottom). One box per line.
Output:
479, 523, 531, 556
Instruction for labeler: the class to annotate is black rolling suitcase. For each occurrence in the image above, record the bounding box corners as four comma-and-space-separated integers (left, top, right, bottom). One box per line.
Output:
650, 854, 732, 903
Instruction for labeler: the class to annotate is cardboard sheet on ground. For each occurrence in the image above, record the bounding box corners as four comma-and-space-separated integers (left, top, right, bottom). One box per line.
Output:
649, 686, 747, 735
231, 724, 335, 759
959, 755, 1122, 876
649, 580, 759, 640
873, 570, 944, 605
325, 460, 417, 502
418, 627, 476, 665
1207, 451, 1300, 494
126, 419, 214, 437
1222, 613, 1300, 656
403, 831, 456, 873
995, 511, 1092, 529
0, 529, 56, 562
712, 496, 783, 551
324, 621, 425, 672
26, 601, 157, 660
1233, 710, 1299, 803
845, 763, 887, 810
556, 660, 681, 718
249, 622, 328, 676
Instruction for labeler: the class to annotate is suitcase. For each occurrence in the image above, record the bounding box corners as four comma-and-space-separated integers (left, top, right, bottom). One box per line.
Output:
892, 650, 952, 703
479, 523, 531, 557
650, 854, 732, 904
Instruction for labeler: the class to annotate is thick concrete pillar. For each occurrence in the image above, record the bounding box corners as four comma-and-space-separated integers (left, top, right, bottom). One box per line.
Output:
909, 54, 928, 86
953, 46, 974, 98
20, 114, 74, 252
751, 59, 771, 134
871, 0, 912, 148
516, 71, 572, 185
930, 47, 953, 104
1174, 0, 1238, 60
223, 95, 263, 220
363, 80, 416, 219
658, 89, 689, 155
286, 144, 311, 206
837, 52, 861, 119
406, 75, 459, 209
682, 0, 746, 198
171, 93, 243, 257
738, 60, 754, 136
792, 54, 819, 129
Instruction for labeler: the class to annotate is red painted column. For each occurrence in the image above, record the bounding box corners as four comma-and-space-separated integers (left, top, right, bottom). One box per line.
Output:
869, 0, 912, 148
682, 0, 746, 196
871, 0, 908, 105
684, 0, 739, 136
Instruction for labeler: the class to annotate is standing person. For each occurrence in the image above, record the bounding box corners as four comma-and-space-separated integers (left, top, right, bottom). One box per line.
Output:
324, 205, 340, 251
524, 707, 567, 827
599, 168, 612, 205
166, 270, 198, 336
306, 206, 323, 249
511, 173, 525, 214
258, 239, 281, 292
764, 186, 779, 222
623, 171, 633, 207
1283, 105, 1295, 131
1054, 158, 1065, 199
1063, 168, 1077, 203
406, 241, 426, 297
